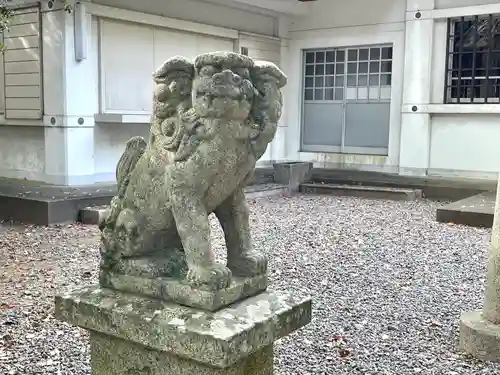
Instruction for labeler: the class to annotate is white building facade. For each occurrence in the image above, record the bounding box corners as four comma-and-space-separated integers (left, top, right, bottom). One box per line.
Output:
0, 0, 499, 185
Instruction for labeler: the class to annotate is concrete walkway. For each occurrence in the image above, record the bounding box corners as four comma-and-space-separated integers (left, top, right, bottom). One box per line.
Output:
436, 192, 495, 228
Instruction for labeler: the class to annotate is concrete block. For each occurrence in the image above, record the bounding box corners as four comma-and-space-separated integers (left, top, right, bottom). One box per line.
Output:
436, 192, 494, 228
245, 184, 287, 199
79, 206, 109, 225
300, 183, 423, 201
273, 162, 313, 195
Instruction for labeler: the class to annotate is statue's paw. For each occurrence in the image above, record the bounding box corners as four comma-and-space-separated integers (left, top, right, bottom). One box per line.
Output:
187, 264, 232, 291
227, 251, 268, 277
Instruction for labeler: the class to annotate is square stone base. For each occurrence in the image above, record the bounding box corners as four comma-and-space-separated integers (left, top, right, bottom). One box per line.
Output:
91, 332, 273, 375
55, 285, 312, 371
100, 270, 268, 312
460, 310, 500, 362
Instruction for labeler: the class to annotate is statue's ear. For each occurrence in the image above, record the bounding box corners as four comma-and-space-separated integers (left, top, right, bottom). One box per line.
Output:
251, 61, 287, 89
153, 56, 195, 83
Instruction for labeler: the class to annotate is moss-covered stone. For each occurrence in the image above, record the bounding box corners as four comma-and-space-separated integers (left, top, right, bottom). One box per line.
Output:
91, 332, 274, 375
54, 52, 311, 374
54, 286, 312, 369
99, 52, 288, 295
100, 271, 268, 311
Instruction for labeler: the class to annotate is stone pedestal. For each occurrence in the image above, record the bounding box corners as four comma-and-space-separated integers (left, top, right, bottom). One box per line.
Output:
459, 174, 500, 362
55, 285, 312, 374
273, 161, 312, 195
90, 331, 274, 375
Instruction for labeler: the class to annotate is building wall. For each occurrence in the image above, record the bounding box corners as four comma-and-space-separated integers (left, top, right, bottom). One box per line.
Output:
401, 0, 500, 179
5, 0, 499, 184
0, 0, 284, 184
289, 0, 405, 32
98, 17, 235, 115
94, 0, 278, 36
0, 5, 47, 182
435, 0, 500, 9
286, 0, 500, 180
90, 0, 283, 182
284, 0, 406, 172
0, 126, 45, 180
94, 123, 149, 179
429, 114, 500, 179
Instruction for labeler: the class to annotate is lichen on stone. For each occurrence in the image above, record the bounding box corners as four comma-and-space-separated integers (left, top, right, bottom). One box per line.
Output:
97, 51, 287, 308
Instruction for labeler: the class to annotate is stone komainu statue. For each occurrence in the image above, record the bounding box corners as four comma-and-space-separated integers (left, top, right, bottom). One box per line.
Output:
99, 52, 287, 291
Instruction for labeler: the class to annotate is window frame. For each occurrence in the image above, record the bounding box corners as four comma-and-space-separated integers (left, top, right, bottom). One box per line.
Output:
444, 13, 500, 104
302, 45, 393, 104
300, 44, 393, 156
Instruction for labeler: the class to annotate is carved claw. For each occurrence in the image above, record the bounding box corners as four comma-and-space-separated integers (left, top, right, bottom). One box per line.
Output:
227, 251, 268, 277
187, 264, 232, 291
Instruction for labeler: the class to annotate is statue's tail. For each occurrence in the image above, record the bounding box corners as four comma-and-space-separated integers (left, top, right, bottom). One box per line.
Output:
116, 136, 147, 196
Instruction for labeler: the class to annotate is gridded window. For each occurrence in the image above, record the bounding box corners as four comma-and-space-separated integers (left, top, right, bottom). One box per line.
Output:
303, 46, 392, 102
302, 44, 393, 155
304, 49, 345, 101
444, 14, 500, 103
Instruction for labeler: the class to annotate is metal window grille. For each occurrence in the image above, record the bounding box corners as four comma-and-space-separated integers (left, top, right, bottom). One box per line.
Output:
444, 13, 500, 104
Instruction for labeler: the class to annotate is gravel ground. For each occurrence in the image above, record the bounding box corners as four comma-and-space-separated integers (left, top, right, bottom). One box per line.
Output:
0, 195, 498, 374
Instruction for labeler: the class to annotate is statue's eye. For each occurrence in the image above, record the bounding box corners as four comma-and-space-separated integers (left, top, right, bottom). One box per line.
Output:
200, 65, 216, 76
160, 76, 173, 86
233, 68, 249, 79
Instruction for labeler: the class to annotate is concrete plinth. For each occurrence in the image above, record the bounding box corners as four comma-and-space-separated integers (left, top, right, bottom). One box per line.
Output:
55, 285, 312, 374
460, 311, 500, 362
90, 332, 274, 375
459, 174, 500, 362
436, 192, 495, 228
273, 161, 312, 195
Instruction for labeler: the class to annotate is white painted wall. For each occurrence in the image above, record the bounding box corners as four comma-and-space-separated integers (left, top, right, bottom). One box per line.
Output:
284, 0, 406, 171
5, 0, 499, 185
0, 126, 45, 180
94, 0, 278, 36
94, 123, 149, 180
89, 1, 282, 183
289, 0, 406, 32
425, 7, 500, 179
429, 115, 500, 179
99, 18, 235, 114
400, 0, 500, 179
0, 0, 284, 184
435, 0, 500, 9
239, 33, 281, 65
281, 0, 500, 180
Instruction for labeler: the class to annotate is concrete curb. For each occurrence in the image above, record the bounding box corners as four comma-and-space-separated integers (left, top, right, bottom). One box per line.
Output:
79, 206, 109, 225
436, 192, 494, 228
299, 183, 423, 201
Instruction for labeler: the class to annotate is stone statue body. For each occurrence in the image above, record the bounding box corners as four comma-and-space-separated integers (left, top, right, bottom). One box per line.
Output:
100, 52, 287, 292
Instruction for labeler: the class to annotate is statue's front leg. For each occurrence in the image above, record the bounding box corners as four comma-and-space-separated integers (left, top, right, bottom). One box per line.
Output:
215, 187, 268, 277
168, 182, 232, 290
